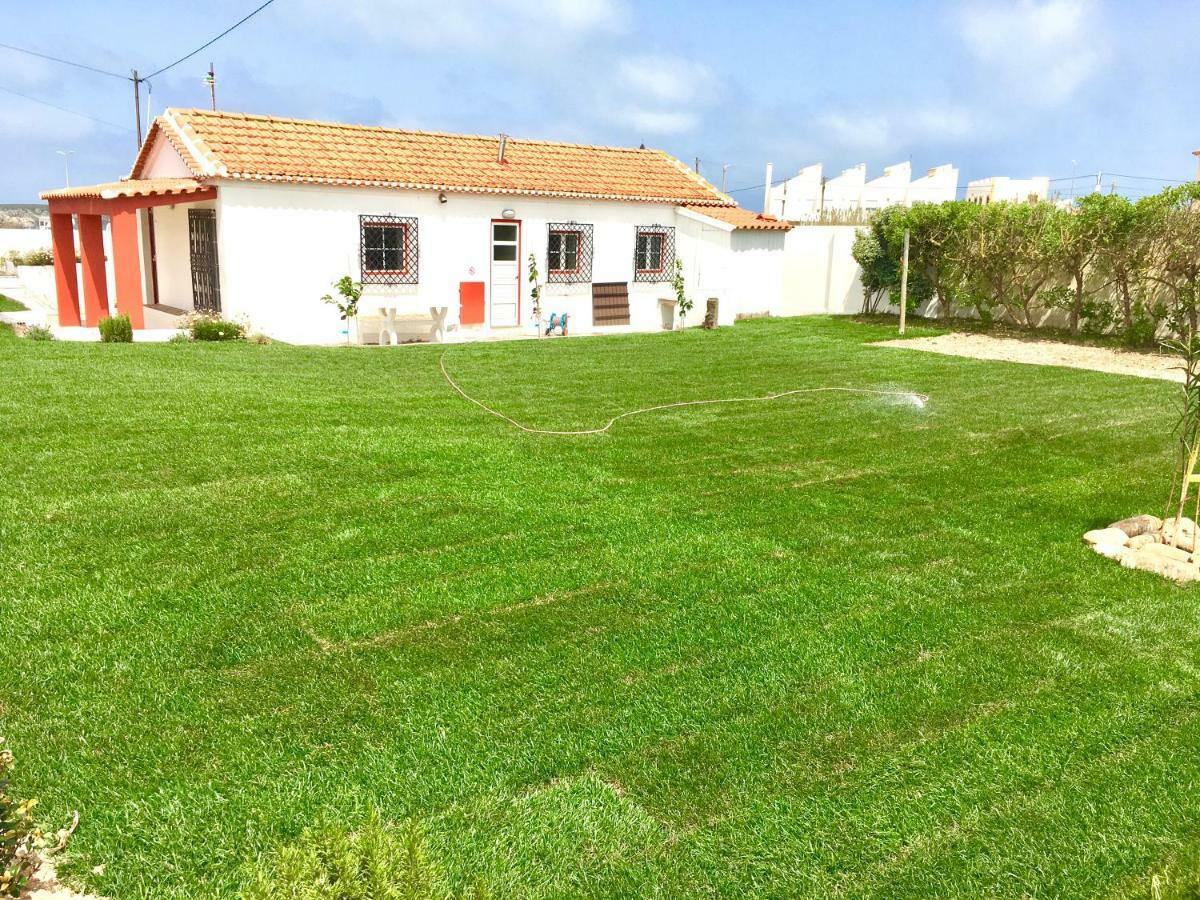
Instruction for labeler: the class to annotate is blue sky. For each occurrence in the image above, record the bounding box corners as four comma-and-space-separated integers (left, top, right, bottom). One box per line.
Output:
1, 0, 1197, 206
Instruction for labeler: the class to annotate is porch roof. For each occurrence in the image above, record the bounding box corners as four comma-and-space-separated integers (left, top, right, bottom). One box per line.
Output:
40, 177, 210, 202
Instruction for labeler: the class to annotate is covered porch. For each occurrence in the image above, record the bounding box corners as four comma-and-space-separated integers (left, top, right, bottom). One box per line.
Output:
39, 178, 216, 330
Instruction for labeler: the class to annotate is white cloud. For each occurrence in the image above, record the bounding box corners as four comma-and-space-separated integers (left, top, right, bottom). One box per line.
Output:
602, 55, 719, 136
818, 104, 979, 154
958, 0, 1106, 106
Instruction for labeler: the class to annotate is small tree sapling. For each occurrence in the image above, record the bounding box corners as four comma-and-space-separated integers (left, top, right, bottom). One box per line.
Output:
321, 276, 363, 346
527, 253, 543, 333
672, 259, 693, 330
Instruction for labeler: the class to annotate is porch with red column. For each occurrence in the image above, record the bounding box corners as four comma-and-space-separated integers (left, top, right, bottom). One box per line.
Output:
110, 210, 145, 329
48, 212, 81, 327
77, 214, 110, 326
42, 180, 216, 330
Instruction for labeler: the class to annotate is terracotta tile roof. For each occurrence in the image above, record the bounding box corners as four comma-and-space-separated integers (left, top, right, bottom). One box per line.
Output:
683, 204, 793, 231
129, 108, 733, 206
40, 178, 209, 201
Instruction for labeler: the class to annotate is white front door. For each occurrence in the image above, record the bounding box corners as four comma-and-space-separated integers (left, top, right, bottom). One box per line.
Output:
490, 221, 520, 327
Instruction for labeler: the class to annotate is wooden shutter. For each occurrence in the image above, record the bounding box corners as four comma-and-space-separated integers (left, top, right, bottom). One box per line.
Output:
592, 282, 630, 326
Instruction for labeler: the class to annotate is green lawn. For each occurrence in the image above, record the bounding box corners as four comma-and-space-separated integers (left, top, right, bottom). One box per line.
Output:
0, 293, 27, 312
2, 317, 1198, 898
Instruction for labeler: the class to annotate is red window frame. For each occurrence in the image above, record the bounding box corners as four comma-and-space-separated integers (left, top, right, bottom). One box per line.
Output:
362, 220, 410, 277
635, 230, 667, 274
547, 228, 583, 275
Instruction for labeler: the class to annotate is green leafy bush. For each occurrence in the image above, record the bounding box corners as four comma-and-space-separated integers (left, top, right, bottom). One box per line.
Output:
190, 317, 244, 342
241, 811, 487, 900
0, 740, 40, 899
24, 326, 53, 342
99, 314, 133, 343
167, 331, 192, 344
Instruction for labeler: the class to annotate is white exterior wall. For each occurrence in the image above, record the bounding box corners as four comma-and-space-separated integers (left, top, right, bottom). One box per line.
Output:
151, 198, 216, 309
728, 231, 788, 317
776, 225, 865, 316
204, 181, 736, 344
767, 164, 823, 221
861, 162, 912, 213
0, 228, 52, 262
907, 164, 959, 205
822, 165, 867, 213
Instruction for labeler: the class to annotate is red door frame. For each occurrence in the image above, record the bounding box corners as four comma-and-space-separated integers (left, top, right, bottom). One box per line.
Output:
489, 217, 521, 326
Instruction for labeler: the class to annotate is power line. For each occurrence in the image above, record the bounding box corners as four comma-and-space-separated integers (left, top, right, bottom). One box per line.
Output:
0, 84, 127, 131
143, 0, 278, 80
0, 41, 130, 81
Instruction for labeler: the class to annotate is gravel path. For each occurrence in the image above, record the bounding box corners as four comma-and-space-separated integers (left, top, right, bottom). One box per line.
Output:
875, 332, 1182, 382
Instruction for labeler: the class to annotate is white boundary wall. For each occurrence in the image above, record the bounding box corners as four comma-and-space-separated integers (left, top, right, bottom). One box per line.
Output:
771, 224, 866, 317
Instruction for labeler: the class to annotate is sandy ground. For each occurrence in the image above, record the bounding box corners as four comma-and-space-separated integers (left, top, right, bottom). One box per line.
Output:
21, 860, 100, 900
875, 332, 1183, 382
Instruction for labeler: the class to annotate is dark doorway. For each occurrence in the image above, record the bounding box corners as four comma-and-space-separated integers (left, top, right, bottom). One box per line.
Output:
188, 209, 221, 313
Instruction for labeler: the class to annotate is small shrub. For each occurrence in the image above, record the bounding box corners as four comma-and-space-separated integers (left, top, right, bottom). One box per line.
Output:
167, 331, 192, 344
190, 317, 245, 342
11, 248, 52, 267
0, 739, 40, 899
241, 810, 487, 900
99, 314, 133, 343
24, 326, 54, 342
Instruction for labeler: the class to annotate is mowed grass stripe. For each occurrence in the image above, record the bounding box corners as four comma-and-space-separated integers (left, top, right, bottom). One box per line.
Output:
1, 317, 1194, 897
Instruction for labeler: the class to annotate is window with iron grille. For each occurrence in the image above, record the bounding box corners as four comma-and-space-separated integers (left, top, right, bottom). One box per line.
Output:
633, 225, 675, 282
546, 222, 593, 283
360, 215, 418, 285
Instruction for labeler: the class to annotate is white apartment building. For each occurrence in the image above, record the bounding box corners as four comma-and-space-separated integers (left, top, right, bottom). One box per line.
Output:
965, 176, 1051, 205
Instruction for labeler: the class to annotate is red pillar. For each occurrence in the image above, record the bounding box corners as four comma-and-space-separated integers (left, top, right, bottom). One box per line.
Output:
49, 212, 81, 327
111, 209, 144, 329
78, 214, 110, 326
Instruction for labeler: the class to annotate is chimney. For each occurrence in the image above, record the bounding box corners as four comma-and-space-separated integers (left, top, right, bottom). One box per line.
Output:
763, 162, 774, 215
498, 133, 508, 164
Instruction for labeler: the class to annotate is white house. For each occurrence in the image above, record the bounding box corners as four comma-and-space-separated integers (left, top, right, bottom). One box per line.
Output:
905, 164, 959, 205
965, 176, 1051, 205
766, 164, 824, 221
40, 109, 790, 343
821, 164, 868, 213
766, 161, 958, 220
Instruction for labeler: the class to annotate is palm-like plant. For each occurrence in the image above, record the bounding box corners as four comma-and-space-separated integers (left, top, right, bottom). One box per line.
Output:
1162, 330, 1200, 556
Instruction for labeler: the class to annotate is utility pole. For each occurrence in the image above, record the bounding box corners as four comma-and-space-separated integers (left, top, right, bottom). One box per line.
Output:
132, 68, 143, 148
1094, 170, 1103, 194
899, 228, 910, 335
206, 63, 217, 110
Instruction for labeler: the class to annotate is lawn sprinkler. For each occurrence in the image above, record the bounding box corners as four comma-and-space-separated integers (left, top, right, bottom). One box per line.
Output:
545, 312, 569, 336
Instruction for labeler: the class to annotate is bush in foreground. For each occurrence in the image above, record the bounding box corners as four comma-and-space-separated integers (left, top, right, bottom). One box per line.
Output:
190, 316, 245, 342
242, 811, 487, 900
99, 314, 133, 343
0, 740, 39, 899
23, 326, 53, 342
